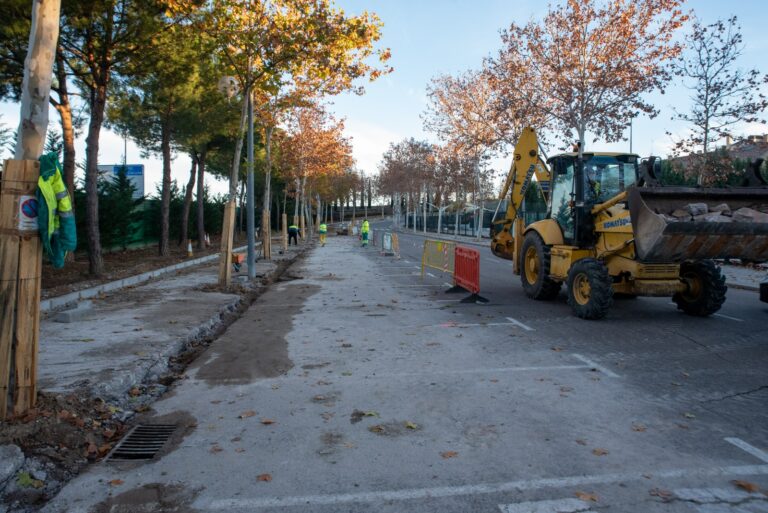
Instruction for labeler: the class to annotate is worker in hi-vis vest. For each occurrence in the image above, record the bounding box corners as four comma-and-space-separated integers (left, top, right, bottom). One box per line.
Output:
288, 224, 301, 246
361, 219, 370, 247
319, 222, 327, 246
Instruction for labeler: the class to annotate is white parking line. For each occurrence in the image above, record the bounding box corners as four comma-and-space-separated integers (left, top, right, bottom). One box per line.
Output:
571, 354, 620, 378
713, 313, 745, 322
498, 498, 591, 513
725, 437, 768, 463
200, 464, 768, 510
427, 272, 437, 278
506, 317, 535, 331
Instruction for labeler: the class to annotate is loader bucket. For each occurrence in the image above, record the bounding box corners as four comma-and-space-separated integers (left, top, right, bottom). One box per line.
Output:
627, 186, 768, 262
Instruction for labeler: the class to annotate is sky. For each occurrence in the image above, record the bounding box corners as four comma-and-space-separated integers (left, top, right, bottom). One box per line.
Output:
1, 0, 767, 196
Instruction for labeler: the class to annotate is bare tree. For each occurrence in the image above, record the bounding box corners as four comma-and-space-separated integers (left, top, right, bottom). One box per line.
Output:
672, 16, 768, 155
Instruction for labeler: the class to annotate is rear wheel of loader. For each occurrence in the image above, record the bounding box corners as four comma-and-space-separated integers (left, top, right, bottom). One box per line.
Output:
567, 259, 613, 320
673, 260, 727, 316
520, 232, 561, 300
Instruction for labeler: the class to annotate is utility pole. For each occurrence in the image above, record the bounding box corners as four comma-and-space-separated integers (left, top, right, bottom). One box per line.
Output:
246, 90, 256, 279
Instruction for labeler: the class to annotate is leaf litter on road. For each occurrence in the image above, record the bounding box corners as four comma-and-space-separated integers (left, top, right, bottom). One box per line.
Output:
238, 410, 257, 419
575, 491, 598, 502
592, 448, 609, 456
732, 480, 760, 493
440, 451, 458, 459
257, 474, 272, 482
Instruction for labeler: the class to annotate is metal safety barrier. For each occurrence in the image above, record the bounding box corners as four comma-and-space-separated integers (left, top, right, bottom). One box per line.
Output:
421, 240, 456, 277
454, 246, 480, 294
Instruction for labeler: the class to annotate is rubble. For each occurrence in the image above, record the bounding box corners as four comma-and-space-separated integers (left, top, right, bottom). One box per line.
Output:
686, 203, 708, 216
732, 207, 768, 223
664, 203, 768, 223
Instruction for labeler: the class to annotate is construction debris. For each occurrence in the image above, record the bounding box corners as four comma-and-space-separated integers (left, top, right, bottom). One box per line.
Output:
662, 204, 768, 222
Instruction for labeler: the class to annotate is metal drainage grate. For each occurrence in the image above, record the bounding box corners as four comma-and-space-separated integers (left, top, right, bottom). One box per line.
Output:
108, 424, 176, 461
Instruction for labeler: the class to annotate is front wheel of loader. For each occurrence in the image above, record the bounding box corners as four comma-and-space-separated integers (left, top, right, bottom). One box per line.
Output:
520, 232, 561, 300
673, 260, 727, 316
567, 259, 614, 320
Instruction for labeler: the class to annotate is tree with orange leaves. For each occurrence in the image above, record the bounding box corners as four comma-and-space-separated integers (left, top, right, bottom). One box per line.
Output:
491, 0, 688, 154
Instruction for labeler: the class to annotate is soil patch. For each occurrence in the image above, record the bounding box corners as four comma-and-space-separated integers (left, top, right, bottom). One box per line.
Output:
194, 284, 320, 385
0, 392, 130, 510
41, 236, 228, 299
91, 483, 200, 513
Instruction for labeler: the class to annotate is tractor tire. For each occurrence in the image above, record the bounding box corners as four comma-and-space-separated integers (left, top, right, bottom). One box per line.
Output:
567, 259, 614, 320
520, 232, 561, 300
673, 260, 727, 316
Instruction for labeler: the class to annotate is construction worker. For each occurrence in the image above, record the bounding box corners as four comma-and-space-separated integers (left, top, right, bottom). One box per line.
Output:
288, 223, 301, 246
361, 219, 370, 247
319, 222, 327, 246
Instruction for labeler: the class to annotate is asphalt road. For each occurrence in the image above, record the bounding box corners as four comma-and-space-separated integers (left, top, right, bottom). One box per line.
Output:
41, 226, 768, 513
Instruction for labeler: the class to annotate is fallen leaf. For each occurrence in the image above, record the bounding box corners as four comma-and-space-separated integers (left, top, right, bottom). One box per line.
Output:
404, 421, 419, 430
368, 425, 384, 433
341, 343, 353, 348
209, 445, 223, 454
575, 439, 588, 446
671, 381, 682, 387
363, 411, 379, 417
261, 419, 276, 425
575, 491, 598, 502
551, 346, 563, 352
235, 448, 246, 453
592, 448, 609, 456
681, 371, 690, 378
732, 480, 760, 493
649, 488, 673, 500
210, 400, 222, 404
108, 479, 124, 487
683, 412, 696, 419
17, 472, 44, 489
271, 384, 280, 390
343, 442, 356, 448
440, 451, 458, 459
257, 473, 272, 482
129, 388, 141, 397
98, 444, 112, 457
341, 371, 352, 376
560, 386, 574, 393
489, 379, 499, 383
239, 410, 256, 419
631, 423, 647, 432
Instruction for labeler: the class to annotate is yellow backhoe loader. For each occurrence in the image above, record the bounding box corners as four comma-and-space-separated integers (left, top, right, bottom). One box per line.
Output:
490, 127, 768, 319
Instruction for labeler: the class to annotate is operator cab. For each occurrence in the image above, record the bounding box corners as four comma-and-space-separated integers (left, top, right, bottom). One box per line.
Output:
547, 152, 639, 243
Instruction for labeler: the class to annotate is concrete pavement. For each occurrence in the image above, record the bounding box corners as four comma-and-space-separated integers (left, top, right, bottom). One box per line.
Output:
39, 231, 768, 513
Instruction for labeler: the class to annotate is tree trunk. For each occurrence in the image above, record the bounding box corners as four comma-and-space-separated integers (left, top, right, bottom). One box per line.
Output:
179, 154, 197, 248
54, 49, 75, 196
228, 90, 249, 199
197, 148, 207, 250
159, 120, 172, 257
84, 84, 108, 276
14, 0, 60, 160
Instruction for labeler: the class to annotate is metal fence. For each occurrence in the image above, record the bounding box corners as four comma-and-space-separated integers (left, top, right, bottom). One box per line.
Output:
402, 210, 547, 238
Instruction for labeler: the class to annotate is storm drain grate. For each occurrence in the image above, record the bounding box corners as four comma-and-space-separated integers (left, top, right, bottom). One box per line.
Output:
108, 424, 176, 461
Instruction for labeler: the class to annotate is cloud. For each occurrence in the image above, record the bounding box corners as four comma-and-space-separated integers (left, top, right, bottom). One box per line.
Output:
343, 119, 403, 175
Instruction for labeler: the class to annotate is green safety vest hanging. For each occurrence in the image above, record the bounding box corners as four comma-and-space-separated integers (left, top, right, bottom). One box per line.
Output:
37, 152, 76, 268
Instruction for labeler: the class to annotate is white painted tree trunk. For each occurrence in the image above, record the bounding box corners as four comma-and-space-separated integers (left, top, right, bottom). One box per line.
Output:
15, 0, 61, 160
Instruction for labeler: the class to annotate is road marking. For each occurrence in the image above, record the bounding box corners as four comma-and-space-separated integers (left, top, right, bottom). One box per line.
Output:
379, 273, 420, 277
443, 282, 453, 288
713, 313, 744, 322
673, 487, 763, 504
435, 299, 461, 303
414, 265, 421, 269
725, 438, 768, 463
200, 464, 768, 510
571, 354, 620, 378
506, 317, 535, 331
393, 284, 446, 288
427, 272, 437, 278
498, 498, 591, 513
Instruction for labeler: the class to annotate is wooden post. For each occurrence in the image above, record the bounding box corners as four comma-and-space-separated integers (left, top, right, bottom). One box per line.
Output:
0, 160, 43, 419
261, 209, 271, 260
218, 200, 236, 287
281, 213, 288, 252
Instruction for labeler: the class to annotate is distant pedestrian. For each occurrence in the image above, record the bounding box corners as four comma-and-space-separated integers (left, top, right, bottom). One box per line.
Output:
319, 222, 327, 246
361, 219, 370, 247
288, 223, 300, 246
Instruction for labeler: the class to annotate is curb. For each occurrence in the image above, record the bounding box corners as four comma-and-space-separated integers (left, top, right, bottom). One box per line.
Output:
41, 245, 249, 313
725, 282, 760, 292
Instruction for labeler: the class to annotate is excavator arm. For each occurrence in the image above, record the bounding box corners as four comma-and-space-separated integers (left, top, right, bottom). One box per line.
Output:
491, 127, 551, 269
